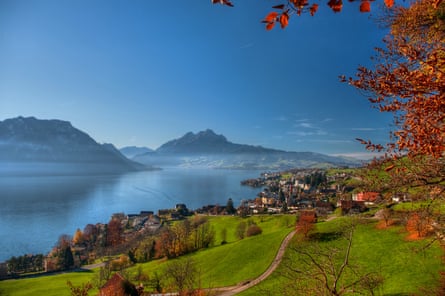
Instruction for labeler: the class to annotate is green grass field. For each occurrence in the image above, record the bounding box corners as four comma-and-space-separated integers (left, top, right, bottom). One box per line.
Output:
240, 217, 443, 296
1, 215, 442, 296
0, 214, 294, 295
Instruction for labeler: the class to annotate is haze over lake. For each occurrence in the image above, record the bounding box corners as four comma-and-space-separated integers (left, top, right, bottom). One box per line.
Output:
0, 168, 262, 262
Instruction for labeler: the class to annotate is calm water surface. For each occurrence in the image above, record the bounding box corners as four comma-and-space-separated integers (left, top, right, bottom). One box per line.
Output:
0, 168, 262, 262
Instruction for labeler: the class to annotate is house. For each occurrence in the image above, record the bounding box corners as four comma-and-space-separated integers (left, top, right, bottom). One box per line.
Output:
352, 192, 381, 205
140, 210, 154, 217
261, 196, 276, 208
315, 200, 334, 216
340, 200, 367, 214
99, 272, 142, 296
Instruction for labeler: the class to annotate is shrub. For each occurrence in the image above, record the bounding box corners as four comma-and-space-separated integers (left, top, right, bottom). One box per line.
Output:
246, 225, 262, 237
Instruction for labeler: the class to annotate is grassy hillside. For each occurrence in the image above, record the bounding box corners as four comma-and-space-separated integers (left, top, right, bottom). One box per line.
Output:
0, 215, 294, 295
127, 214, 294, 288
240, 217, 443, 295
1, 215, 442, 295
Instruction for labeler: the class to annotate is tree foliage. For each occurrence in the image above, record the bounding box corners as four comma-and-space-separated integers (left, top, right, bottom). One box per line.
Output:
155, 218, 215, 259
66, 281, 93, 296
163, 258, 198, 295
214, 0, 444, 159
213, 0, 400, 30
344, 0, 444, 159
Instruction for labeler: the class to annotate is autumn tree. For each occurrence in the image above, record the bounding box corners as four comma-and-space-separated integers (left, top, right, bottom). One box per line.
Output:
342, 0, 444, 246
246, 224, 263, 237
72, 228, 84, 245
296, 210, 317, 238
345, 0, 445, 159
213, 0, 397, 29
106, 218, 123, 247
155, 218, 215, 258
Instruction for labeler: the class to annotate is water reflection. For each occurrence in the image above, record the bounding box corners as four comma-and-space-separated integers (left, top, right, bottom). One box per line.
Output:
0, 169, 261, 261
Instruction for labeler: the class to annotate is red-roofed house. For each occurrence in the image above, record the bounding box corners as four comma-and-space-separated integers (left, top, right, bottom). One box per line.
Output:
352, 192, 381, 205
99, 273, 142, 296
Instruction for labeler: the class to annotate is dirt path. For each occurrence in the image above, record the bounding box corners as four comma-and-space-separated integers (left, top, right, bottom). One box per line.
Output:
215, 229, 296, 296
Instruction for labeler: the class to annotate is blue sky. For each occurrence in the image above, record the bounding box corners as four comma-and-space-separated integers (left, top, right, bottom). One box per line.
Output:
0, 0, 393, 158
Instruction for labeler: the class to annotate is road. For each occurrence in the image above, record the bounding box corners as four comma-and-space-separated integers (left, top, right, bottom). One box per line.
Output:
215, 229, 296, 296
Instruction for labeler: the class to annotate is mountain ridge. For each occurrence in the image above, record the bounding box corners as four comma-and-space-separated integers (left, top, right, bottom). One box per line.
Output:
0, 116, 147, 175
133, 129, 362, 169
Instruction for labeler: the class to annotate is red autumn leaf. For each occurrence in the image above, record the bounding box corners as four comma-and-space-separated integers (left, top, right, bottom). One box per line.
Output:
280, 12, 289, 28
292, 0, 309, 8
266, 22, 275, 30
328, 0, 343, 12
360, 0, 371, 12
310, 3, 319, 16
384, 164, 395, 172
384, 0, 394, 7
264, 11, 279, 23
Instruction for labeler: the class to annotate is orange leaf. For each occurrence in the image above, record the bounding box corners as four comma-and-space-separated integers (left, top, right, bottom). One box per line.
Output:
384, 0, 394, 7
279, 13, 289, 28
310, 3, 319, 16
328, 0, 343, 12
360, 0, 371, 12
266, 22, 275, 31
264, 11, 279, 23
384, 164, 395, 172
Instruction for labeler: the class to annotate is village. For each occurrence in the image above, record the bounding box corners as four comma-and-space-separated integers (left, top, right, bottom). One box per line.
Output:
1, 168, 401, 280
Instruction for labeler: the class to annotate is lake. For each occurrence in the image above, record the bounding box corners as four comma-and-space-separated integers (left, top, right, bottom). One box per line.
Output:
0, 168, 263, 262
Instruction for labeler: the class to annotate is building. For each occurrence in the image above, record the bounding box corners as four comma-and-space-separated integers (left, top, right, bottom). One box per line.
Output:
99, 273, 142, 296
352, 192, 381, 205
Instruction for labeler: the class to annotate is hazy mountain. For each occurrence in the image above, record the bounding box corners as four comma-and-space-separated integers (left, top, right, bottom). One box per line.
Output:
0, 116, 147, 175
133, 129, 362, 170
120, 146, 154, 159
156, 129, 279, 154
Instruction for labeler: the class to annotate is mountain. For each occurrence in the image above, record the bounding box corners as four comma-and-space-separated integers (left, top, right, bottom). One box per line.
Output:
0, 116, 147, 175
156, 129, 277, 154
133, 129, 362, 170
120, 146, 154, 159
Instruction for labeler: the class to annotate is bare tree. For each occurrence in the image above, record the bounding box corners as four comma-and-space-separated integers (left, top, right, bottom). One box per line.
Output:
280, 219, 384, 296
163, 258, 197, 295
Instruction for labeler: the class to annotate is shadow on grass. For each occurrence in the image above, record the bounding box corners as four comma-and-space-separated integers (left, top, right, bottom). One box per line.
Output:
308, 231, 343, 242
0, 268, 94, 281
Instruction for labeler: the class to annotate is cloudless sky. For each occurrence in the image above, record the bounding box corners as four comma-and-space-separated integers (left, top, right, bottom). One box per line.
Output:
0, 0, 394, 159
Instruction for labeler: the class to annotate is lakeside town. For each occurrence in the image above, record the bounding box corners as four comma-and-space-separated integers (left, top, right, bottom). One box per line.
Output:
0, 167, 393, 280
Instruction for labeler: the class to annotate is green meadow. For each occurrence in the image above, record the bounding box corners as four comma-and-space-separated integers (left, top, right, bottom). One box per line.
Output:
240, 217, 443, 296
0, 215, 294, 295
0, 215, 442, 295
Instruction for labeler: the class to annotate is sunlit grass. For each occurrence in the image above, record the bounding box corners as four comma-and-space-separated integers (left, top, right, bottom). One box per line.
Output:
240, 218, 443, 295
0, 215, 294, 295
